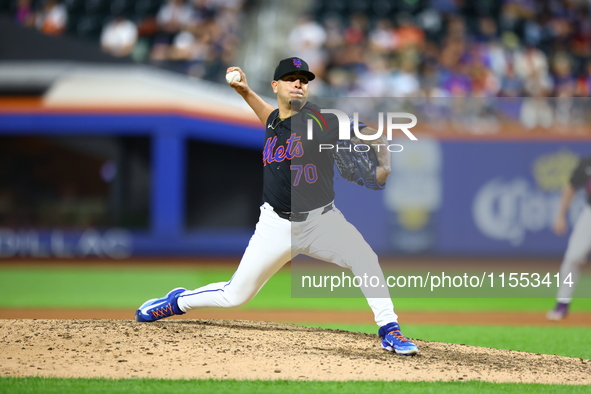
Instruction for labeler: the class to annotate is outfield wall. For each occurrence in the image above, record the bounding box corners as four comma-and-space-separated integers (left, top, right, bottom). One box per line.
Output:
1, 104, 590, 258
338, 140, 590, 257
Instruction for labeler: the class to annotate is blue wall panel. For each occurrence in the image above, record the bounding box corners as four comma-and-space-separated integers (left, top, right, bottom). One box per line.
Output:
1, 111, 590, 257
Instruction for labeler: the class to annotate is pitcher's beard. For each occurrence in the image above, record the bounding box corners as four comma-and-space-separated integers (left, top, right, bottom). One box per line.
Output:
289, 98, 305, 111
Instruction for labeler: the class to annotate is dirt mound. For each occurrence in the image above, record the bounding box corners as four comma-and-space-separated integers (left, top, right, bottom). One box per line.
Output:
3, 309, 591, 327
1, 319, 589, 384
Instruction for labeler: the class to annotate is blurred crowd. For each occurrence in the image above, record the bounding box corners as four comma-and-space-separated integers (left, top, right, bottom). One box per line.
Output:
8, 0, 591, 98
11, 0, 244, 83
289, 0, 591, 98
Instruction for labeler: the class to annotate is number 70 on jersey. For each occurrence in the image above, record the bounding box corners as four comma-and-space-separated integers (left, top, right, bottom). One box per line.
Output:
290, 164, 318, 186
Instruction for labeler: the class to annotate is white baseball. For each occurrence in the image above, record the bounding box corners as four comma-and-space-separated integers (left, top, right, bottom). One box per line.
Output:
226, 70, 241, 84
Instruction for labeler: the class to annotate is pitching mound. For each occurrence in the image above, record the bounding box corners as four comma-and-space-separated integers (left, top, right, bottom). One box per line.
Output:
1, 319, 589, 384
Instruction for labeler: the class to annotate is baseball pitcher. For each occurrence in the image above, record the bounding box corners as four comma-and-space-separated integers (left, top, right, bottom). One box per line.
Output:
135, 57, 419, 355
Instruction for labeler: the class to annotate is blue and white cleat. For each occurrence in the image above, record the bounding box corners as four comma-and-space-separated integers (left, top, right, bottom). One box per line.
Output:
547, 301, 569, 321
379, 322, 419, 355
135, 287, 186, 322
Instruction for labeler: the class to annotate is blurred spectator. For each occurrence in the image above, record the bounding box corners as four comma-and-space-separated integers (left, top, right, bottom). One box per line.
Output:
552, 53, 576, 97
164, 27, 209, 77
441, 68, 472, 97
389, 54, 421, 97
207, 11, 241, 82
168, 29, 201, 61
100, 15, 138, 57
469, 52, 500, 97
34, 0, 67, 36
15, 0, 35, 27
288, 14, 327, 76
517, 46, 552, 97
415, 8, 442, 42
475, 17, 498, 44
368, 18, 396, 55
351, 54, 391, 97
428, 0, 460, 15
515, 45, 549, 80
499, 63, 524, 97
300, 0, 591, 102
576, 60, 591, 97
523, 68, 553, 98
4, 0, 244, 83
392, 13, 425, 51
7, 0, 591, 95
151, 0, 193, 61
322, 16, 345, 54
313, 67, 351, 97
570, 17, 591, 60
146, 0, 243, 82
343, 13, 368, 46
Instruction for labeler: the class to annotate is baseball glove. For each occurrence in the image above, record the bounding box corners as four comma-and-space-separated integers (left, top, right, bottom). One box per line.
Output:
333, 140, 385, 190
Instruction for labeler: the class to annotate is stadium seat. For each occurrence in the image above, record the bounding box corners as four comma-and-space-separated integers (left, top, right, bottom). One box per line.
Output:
77, 14, 104, 41
64, 0, 84, 14
397, 0, 423, 14
1, 0, 13, 14
134, 0, 161, 18
85, 0, 109, 15
65, 12, 80, 36
347, 0, 369, 15
323, 0, 345, 15
372, 0, 395, 17
110, 0, 134, 17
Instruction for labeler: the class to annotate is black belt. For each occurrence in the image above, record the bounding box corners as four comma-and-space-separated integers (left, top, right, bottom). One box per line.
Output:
273, 203, 333, 222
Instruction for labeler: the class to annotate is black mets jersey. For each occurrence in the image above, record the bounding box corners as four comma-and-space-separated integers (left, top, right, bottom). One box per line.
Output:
262, 102, 341, 213
570, 155, 591, 205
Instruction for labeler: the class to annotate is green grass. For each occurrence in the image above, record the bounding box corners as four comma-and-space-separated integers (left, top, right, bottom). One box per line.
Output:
3, 265, 591, 358
1, 266, 591, 312
305, 323, 591, 359
0, 377, 589, 394
1, 265, 591, 392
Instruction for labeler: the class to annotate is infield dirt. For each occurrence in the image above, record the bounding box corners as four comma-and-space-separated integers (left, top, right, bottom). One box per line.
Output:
1, 319, 590, 384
